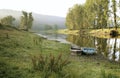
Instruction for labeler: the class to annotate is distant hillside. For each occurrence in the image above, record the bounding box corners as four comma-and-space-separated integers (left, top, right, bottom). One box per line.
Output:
0, 9, 66, 31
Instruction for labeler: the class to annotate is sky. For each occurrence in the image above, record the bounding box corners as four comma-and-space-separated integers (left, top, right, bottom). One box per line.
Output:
0, 0, 86, 17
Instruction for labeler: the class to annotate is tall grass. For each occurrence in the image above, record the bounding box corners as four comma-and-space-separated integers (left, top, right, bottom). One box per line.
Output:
0, 60, 25, 78
101, 70, 119, 78
31, 53, 70, 78
33, 36, 43, 52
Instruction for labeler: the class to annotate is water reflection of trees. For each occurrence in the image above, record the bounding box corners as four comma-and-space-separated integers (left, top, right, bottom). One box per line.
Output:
107, 38, 120, 62
96, 38, 108, 55
66, 34, 120, 62
89, 37, 120, 62
66, 34, 96, 47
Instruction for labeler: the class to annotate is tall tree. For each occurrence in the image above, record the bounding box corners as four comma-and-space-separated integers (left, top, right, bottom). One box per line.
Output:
65, 0, 116, 30
27, 12, 34, 31
66, 4, 86, 30
112, 0, 117, 30
85, 0, 96, 28
66, 8, 75, 30
20, 11, 28, 29
102, 0, 109, 28
20, 11, 34, 31
97, 0, 109, 29
119, 0, 120, 8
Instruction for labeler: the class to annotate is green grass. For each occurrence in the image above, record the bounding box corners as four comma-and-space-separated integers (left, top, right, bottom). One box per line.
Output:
0, 26, 120, 78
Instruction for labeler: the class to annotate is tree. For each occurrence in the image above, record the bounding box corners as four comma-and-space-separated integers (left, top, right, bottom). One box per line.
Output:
66, 4, 86, 30
27, 12, 34, 31
119, 0, 120, 8
66, 8, 75, 30
65, 0, 117, 30
20, 11, 34, 31
112, 0, 117, 30
97, 0, 109, 29
0, 15, 15, 26
20, 11, 28, 29
85, 0, 96, 28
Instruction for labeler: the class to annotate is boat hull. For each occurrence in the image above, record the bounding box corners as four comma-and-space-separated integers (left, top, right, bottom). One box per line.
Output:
70, 46, 96, 55
70, 47, 82, 55
81, 47, 96, 54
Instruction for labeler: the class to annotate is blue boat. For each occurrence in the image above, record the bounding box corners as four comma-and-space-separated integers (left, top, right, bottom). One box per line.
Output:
81, 47, 96, 54
70, 46, 96, 55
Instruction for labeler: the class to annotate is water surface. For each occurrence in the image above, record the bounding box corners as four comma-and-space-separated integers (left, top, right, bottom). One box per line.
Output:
37, 31, 120, 62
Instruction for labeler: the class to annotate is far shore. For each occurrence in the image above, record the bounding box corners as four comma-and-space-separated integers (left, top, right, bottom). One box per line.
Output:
58, 28, 120, 38
58, 29, 80, 35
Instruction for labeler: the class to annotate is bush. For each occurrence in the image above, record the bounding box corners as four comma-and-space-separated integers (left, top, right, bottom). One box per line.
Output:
31, 54, 70, 78
110, 30, 119, 37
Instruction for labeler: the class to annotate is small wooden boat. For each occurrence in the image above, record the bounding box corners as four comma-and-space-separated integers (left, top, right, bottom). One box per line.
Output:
81, 47, 96, 54
70, 46, 82, 55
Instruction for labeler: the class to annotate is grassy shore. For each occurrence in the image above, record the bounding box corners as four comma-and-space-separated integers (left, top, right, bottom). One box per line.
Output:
58, 29, 80, 35
58, 28, 120, 38
0, 26, 120, 78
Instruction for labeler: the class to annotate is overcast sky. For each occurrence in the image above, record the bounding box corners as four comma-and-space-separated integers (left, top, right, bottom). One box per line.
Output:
0, 0, 86, 17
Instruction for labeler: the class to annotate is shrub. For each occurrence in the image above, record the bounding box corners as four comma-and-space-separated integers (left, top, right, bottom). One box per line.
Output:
110, 30, 119, 37
31, 54, 70, 78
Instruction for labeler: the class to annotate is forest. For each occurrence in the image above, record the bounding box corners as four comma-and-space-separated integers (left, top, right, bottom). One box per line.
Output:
66, 0, 120, 30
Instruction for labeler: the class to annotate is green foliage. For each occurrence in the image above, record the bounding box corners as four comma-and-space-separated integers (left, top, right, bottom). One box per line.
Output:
95, 0, 109, 29
20, 11, 28, 29
31, 54, 70, 78
27, 12, 34, 30
19, 11, 34, 31
0, 15, 15, 26
66, 0, 110, 30
112, 0, 117, 30
66, 4, 86, 30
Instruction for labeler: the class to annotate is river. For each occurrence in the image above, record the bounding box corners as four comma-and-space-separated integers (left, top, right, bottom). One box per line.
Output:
37, 31, 120, 62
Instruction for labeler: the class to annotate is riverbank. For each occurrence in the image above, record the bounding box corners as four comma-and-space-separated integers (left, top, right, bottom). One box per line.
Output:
58, 29, 80, 35
89, 28, 120, 38
0, 26, 120, 78
58, 28, 120, 38
0, 26, 70, 78
58, 29, 91, 36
